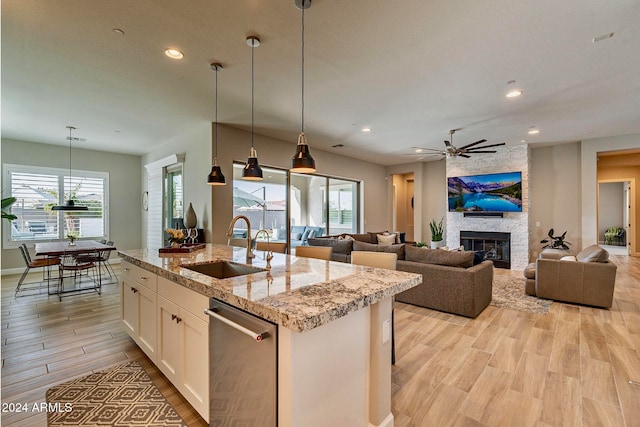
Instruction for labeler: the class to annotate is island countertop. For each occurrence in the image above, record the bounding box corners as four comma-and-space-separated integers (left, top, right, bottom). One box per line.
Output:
118, 244, 421, 333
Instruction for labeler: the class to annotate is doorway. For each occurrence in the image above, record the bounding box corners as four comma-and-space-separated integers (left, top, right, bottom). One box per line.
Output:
391, 173, 414, 242
597, 180, 631, 256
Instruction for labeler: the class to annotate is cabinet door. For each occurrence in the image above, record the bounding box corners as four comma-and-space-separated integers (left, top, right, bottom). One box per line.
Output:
157, 295, 181, 384
121, 277, 139, 337
180, 308, 209, 420
136, 283, 157, 362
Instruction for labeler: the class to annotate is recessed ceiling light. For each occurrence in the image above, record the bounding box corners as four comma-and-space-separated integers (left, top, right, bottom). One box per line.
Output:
112, 28, 125, 35
506, 90, 523, 98
521, 140, 526, 143
528, 128, 540, 135
165, 48, 184, 59
361, 127, 372, 132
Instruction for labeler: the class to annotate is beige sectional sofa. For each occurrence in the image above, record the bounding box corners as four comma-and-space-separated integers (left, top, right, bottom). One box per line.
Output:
308, 235, 494, 318
524, 245, 617, 308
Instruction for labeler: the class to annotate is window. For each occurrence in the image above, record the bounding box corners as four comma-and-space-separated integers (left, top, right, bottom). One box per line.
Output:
164, 164, 183, 231
4, 164, 108, 246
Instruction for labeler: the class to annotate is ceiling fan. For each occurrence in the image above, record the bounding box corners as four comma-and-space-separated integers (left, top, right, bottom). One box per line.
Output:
407, 129, 506, 159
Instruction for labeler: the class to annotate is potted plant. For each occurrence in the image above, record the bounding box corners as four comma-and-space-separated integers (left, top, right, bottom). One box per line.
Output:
166, 228, 185, 248
429, 217, 444, 249
67, 232, 79, 246
540, 228, 571, 250
1, 197, 17, 222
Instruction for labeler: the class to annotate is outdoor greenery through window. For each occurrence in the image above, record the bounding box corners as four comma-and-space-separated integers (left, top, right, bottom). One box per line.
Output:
4, 164, 108, 245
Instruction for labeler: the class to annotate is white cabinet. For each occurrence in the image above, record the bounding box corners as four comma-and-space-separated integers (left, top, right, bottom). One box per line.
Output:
120, 260, 157, 362
156, 277, 209, 421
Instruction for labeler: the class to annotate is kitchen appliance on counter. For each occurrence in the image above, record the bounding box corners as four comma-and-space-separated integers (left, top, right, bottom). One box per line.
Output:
205, 299, 277, 426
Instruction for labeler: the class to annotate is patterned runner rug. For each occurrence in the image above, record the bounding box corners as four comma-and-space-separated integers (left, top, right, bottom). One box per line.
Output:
46, 361, 187, 426
491, 274, 552, 314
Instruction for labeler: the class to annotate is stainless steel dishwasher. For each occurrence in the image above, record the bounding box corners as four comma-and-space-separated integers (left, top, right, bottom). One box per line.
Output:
205, 299, 277, 427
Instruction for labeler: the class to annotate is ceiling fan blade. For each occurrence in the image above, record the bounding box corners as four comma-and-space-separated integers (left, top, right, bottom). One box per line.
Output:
410, 146, 448, 153
458, 154, 471, 158
463, 150, 497, 154
443, 140, 452, 147
458, 139, 487, 150
465, 142, 506, 150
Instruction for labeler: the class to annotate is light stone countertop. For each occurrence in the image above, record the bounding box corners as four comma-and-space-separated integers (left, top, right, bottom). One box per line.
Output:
118, 244, 421, 333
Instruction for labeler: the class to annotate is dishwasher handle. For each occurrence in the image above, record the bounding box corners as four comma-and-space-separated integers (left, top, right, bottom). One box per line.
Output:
204, 308, 269, 342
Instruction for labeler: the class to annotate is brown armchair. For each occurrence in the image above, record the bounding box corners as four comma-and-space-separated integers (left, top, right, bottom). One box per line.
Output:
524, 245, 617, 308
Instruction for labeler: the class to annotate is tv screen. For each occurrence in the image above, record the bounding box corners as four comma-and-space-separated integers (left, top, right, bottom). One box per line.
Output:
448, 171, 522, 212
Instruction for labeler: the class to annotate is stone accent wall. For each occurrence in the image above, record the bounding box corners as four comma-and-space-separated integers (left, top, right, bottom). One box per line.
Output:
445, 144, 530, 271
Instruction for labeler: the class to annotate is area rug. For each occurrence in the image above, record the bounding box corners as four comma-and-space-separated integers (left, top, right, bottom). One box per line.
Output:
491, 275, 552, 314
46, 361, 187, 426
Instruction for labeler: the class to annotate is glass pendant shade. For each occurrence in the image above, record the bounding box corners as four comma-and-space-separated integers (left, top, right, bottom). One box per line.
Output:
290, 132, 316, 173
243, 147, 263, 180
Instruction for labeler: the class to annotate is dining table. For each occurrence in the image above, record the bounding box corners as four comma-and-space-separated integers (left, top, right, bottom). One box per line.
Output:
35, 240, 117, 297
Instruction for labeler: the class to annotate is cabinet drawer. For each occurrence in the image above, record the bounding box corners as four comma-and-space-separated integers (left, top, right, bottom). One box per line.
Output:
157, 277, 209, 323
121, 260, 158, 292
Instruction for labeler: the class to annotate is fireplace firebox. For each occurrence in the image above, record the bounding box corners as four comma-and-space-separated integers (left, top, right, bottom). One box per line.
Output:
460, 231, 511, 269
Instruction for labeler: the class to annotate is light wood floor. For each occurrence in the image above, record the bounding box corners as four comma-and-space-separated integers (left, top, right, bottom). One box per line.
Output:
2, 256, 639, 426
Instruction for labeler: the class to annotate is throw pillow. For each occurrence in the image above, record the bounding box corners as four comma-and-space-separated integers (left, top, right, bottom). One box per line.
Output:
291, 232, 302, 241
576, 245, 609, 262
473, 251, 486, 265
301, 229, 311, 242
307, 229, 316, 239
377, 233, 397, 246
560, 255, 578, 262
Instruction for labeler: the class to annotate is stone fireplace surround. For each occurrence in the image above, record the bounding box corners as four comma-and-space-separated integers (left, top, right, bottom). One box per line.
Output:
445, 144, 530, 271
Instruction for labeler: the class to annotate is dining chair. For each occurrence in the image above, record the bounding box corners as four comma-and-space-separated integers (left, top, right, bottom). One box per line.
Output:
256, 241, 287, 254
351, 251, 398, 365
74, 241, 115, 281
57, 250, 101, 300
16, 244, 60, 296
295, 245, 332, 260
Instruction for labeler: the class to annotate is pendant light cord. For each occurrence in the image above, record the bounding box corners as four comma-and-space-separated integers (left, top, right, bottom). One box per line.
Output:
67, 126, 74, 200
215, 67, 219, 160
251, 40, 255, 149
301, 2, 305, 133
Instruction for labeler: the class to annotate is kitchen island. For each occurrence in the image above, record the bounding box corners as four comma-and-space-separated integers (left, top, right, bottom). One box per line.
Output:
118, 244, 421, 427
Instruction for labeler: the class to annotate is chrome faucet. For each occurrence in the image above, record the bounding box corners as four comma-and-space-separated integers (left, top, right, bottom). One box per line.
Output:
255, 229, 273, 270
227, 215, 255, 260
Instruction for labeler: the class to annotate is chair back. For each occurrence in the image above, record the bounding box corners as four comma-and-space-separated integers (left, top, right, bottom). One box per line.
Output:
256, 241, 287, 254
19, 244, 32, 265
351, 251, 397, 270
295, 246, 333, 260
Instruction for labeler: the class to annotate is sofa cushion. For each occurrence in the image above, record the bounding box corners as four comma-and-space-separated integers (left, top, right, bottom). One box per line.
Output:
405, 245, 474, 268
291, 232, 302, 241
523, 262, 536, 279
576, 245, 609, 263
291, 225, 306, 235
353, 240, 405, 260
347, 233, 375, 243
308, 237, 353, 254
377, 233, 397, 246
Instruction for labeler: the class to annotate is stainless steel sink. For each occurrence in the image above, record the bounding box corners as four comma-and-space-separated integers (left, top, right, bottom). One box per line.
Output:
182, 261, 265, 279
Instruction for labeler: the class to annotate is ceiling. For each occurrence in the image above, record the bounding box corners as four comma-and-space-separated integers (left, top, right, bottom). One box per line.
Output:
2, 0, 640, 166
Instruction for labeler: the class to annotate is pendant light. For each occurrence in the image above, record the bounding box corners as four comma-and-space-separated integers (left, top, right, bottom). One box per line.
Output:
52, 126, 88, 211
290, 0, 316, 173
242, 36, 263, 180
207, 63, 226, 185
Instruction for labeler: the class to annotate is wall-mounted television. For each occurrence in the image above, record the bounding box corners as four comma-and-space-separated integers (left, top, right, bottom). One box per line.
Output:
448, 171, 522, 212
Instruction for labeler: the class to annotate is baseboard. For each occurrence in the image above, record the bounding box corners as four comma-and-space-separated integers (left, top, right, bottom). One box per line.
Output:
1, 258, 121, 277
369, 412, 394, 427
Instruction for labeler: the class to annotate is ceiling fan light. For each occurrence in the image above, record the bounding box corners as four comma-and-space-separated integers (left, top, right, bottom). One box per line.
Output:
243, 147, 263, 180
290, 133, 316, 173
506, 90, 523, 98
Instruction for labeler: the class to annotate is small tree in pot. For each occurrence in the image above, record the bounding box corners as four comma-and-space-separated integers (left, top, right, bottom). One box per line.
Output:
429, 217, 444, 249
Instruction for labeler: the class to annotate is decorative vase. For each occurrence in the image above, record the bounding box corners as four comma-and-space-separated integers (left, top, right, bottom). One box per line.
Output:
171, 242, 181, 248
69, 240, 76, 246
185, 203, 197, 229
